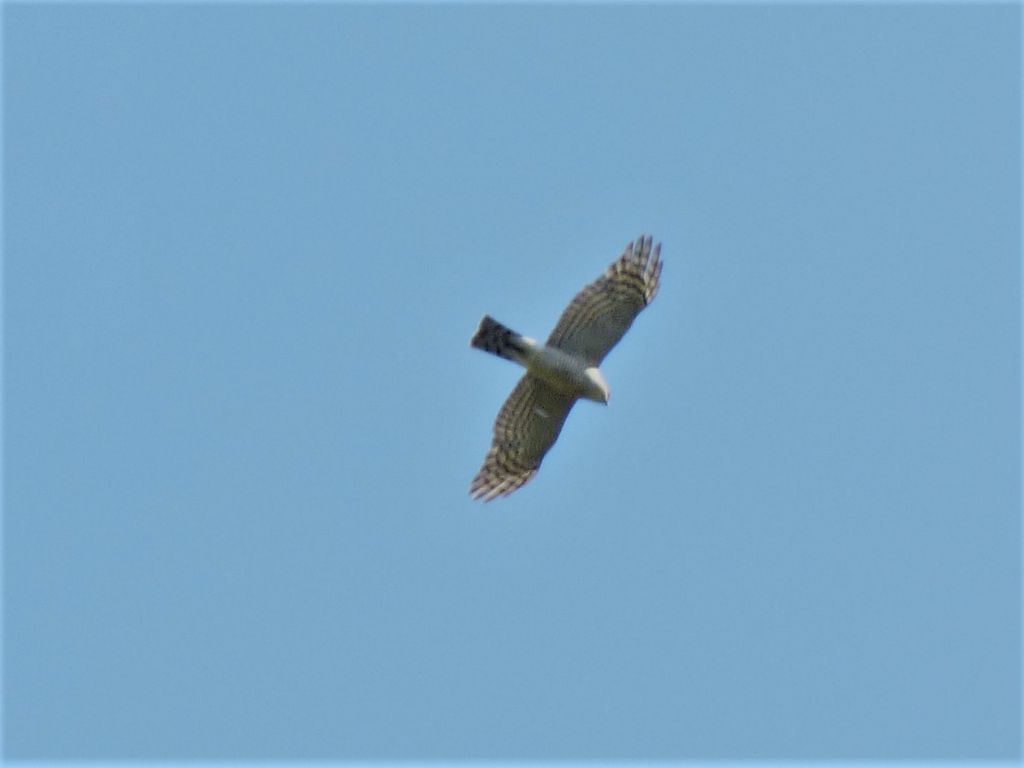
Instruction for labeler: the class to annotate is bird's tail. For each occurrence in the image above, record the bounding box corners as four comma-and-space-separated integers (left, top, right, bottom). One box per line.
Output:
470, 315, 530, 364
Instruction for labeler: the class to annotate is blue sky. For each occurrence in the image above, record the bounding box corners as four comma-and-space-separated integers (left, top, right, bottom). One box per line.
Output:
3, 2, 1020, 762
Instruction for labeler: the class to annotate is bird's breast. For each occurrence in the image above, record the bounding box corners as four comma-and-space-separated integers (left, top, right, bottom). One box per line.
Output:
527, 345, 600, 400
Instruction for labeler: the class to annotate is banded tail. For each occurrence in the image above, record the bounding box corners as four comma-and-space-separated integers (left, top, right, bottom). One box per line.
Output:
470, 315, 531, 364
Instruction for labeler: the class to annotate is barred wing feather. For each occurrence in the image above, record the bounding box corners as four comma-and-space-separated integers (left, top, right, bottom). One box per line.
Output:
546, 235, 662, 366
470, 376, 577, 502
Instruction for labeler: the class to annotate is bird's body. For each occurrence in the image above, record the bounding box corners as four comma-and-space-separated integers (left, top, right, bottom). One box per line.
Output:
469, 235, 662, 501
471, 316, 609, 403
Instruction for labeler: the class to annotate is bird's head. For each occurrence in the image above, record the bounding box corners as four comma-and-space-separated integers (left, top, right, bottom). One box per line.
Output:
583, 367, 610, 405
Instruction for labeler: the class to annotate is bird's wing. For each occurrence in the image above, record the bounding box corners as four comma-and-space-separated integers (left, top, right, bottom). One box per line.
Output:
546, 235, 662, 366
470, 375, 576, 501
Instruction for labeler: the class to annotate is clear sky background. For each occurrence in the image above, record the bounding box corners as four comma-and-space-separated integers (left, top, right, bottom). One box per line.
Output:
3, 2, 1020, 762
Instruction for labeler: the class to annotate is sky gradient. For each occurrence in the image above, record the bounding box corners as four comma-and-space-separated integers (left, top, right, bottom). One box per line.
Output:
3, 2, 1021, 761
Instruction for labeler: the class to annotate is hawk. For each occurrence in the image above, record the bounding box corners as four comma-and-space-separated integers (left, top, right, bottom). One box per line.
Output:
469, 235, 663, 501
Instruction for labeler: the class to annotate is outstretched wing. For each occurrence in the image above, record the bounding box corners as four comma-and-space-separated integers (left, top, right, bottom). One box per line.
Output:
546, 235, 662, 366
470, 375, 577, 502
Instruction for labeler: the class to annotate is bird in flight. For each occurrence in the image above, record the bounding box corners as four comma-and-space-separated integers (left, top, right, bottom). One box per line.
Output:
469, 235, 663, 501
